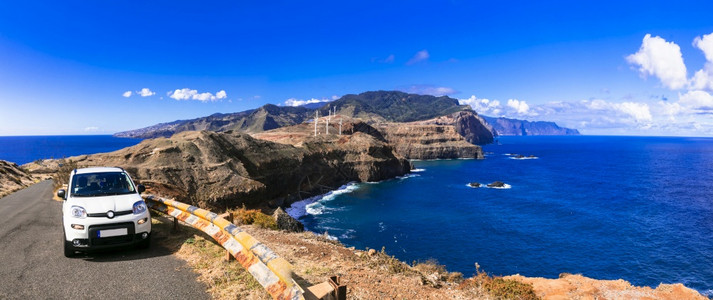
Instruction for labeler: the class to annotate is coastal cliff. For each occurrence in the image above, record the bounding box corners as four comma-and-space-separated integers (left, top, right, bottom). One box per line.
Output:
31, 130, 410, 210
252, 115, 485, 160
482, 116, 580, 136
0, 160, 35, 198
411, 110, 494, 145
377, 123, 484, 159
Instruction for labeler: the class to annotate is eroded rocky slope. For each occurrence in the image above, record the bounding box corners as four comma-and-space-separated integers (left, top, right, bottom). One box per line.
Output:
29, 130, 410, 210
0, 160, 35, 198
377, 123, 484, 159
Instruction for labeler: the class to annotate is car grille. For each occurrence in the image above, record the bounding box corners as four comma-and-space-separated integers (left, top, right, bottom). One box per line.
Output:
88, 222, 135, 246
87, 210, 133, 218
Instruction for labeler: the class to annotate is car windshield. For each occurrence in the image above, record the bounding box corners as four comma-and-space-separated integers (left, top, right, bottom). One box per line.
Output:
70, 172, 136, 197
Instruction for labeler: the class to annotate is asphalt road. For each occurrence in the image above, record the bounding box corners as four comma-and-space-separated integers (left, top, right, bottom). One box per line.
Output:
0, 180, 210, 299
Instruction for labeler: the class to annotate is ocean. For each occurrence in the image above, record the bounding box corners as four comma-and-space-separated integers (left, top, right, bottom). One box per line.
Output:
2, 134, 712, 295
0, 135, 143, 165
288, 136, 713, 295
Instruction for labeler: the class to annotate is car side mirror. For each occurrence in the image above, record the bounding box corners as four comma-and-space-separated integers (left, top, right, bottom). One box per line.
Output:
137, 184, 146, 194
57, 189, 66, 200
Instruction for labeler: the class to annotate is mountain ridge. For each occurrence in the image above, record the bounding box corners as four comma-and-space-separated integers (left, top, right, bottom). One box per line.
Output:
114, 91, 578, 140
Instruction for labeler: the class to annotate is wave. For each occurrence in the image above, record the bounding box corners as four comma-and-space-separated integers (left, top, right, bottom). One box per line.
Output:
339, 229, 356, 239
509, 156, 538, 160
411, 168, 426, 172
398, 173, 420, 180
286, 182, 360, 219
378, 222, 387, 232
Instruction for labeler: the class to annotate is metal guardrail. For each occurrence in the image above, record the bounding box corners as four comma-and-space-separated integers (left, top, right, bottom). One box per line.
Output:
143, 195, 304, 300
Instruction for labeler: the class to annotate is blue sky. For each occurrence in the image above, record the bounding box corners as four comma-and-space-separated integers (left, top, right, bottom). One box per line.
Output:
1, 1, 713, 136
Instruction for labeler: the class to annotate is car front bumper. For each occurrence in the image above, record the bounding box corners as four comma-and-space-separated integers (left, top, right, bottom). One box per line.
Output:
63, 211, 151, 250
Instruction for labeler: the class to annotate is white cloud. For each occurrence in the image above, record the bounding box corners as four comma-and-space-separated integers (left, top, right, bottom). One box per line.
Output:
679, 90, 713, 110
406, 50, 429, 65
168, 88, 227, 102
374, 54, 395, 63
284, 97, 335, 107
137, 88, 155, 97
400, 84, 457, 96
627, 34, 688, 90
122, 91, 132, 98
617, 102, 653, 122
459, 96, 501, 116
690, 69, 713, 91
690, 33, 713, 91
694, 33, 713, 62
460, 96, 536, 117
84, 126, 99, 132
506, 99, 531, 115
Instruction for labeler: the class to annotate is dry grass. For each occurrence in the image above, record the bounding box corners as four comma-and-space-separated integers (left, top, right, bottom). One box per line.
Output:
233, 206, 278, 230
459, 264, 540, 300
150, 214, 270, 300
51, 159, 79, 189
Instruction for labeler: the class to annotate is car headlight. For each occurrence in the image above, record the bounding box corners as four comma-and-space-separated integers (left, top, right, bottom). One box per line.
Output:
133, 201, 147, 214
70, 206, 87, 219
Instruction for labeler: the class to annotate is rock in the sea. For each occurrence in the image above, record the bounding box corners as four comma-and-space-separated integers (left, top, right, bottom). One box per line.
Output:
468, 182, 481, 188
272, 207, 304, 232
487, 181, 506, 188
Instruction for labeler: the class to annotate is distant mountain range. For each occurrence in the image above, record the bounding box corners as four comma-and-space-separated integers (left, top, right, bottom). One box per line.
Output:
481, 116, 580, 136
114, 90, 579, 140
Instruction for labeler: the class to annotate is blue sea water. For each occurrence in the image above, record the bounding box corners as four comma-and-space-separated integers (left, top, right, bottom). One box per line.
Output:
0, 135, 143, 165
288, 136, 713, 295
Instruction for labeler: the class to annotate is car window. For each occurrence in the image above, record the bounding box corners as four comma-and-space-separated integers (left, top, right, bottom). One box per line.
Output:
70, 172, 136, 197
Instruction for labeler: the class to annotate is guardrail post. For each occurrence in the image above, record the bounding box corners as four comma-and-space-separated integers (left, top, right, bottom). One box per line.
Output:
329, 276, 346, 300
173, 216, 179, 232
224, 212, 235, 262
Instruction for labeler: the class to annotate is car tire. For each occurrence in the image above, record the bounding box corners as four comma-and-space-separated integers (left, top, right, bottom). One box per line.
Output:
64, 239, 75, 258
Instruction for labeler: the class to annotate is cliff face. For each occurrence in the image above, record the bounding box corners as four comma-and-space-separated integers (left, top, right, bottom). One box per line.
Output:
0, 160, 35, 198
253, 115, 483, 160
413, 110, 494, 145
482, 116, 580, 136
377, 124, 484, 160
59, 130, 410, 210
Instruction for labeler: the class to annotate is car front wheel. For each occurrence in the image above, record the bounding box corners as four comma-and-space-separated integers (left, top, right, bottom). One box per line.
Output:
64, 239, 75, 257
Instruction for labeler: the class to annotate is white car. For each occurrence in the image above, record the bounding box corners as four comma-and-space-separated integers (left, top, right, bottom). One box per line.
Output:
57, 167, 151, 257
